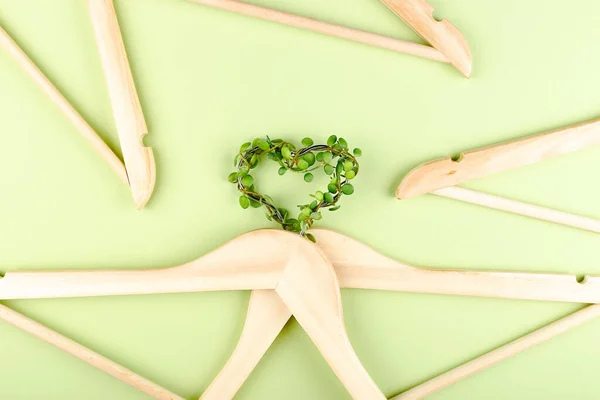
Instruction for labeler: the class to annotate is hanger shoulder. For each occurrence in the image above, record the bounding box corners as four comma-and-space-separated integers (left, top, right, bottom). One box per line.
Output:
0, 230, 297, 300
201, 290, 290, 400
313, 229, 600, 304
275, 247, 386, 400
0, 25, 128, 184
379, 0, 471, 77
397, 118, 600, 199
89, 0, 155, 209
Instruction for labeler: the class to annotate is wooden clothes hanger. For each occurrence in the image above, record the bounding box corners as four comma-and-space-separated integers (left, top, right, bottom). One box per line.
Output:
187, 0, 472, 77
396, 118, 600, 233
1, 228, 600, 399
0, 0, 155, 209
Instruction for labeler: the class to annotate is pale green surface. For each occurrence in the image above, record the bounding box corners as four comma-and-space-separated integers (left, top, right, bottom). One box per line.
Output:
0, 0, 599, 399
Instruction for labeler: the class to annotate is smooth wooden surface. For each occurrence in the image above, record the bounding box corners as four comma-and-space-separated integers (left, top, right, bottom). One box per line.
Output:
391, 304, 600, 400
201, 290, 291, 400
0, 24, 128, 185
312, 229, 600, 304
379, 0, 471, 77
397, 118, 600, 199
434, 186, 600, 234
275, 246, 386, 400
89, 0, 155, 209
187, 0, 449, 64
0, 304, 183, 400
0, 230, 301, 299
3, 229, 600, 305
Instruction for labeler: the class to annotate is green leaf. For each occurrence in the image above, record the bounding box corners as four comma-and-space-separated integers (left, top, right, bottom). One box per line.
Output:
338, 137, 348, 149
234, 154, 241, 167
336, 162, 343, 174
324, 165, 334, 175
250, 199, 262, 208
344, 160, 354, 172
310, 212, 322, 220
324, 192, 334, 203
322, 152, 333, 164
228, 172, 238, 183
240, 142, 251, 152
327, 183, 337, 193
281, 145, 292, 160
236, 168, 249, 178
257, 140, 270, 151
239, 195, 250, 209
306, 233, 317, 243
303, 152, 316, 166
345, 170, 356, 180
353, 148, 362, 157
327, 135, 337, 146
332, 143, 342, 151
297, 159, 309, 170
304, 173, 314, 182
309, 200, 318, 209
250, 154, 259, 169
241, 175, 254, 187
341, 183, 354, 195
316, 152, 325, 162
278, 208, 289, 220
278, 167, 287, 175
315, 191, 324, 201
302, 137, 314, 147
301, 207, 312, 217
329, 205, 341, 211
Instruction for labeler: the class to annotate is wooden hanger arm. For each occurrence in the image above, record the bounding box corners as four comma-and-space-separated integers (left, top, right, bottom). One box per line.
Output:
434, 186, 600, 234
312, 229, 600, 304
397, 118, 600, 199
391, 304, 600, 400
200, 290, 291, 400
0, 24, 128, 184
187, 0, 448, 63
378, 0, 471, 77
0, 304, 183, 400
89, 0, 155, 209
0, 230, 307, 300
275, 248, 386, 400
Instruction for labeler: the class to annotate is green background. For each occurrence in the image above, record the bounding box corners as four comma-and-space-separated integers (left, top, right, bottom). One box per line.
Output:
1, 0, 600, 398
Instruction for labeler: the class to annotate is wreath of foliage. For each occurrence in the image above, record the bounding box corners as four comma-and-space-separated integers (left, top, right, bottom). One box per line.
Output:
228, 135, 362, 242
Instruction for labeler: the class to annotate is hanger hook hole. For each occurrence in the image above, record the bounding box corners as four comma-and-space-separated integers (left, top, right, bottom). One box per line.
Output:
576, 275, 588, 284
450, 153, 464, 162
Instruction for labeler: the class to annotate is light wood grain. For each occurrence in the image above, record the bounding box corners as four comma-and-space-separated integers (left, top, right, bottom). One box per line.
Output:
275, 245, 386, 400
379, 0, 471, 77
397, 118, 600, 199
0, 304, 183, 400
187, 0, 448, 64
312, 229, 600, 304
391, 304, 600, 400
200, 290, 291, 400
2, 229, 600, 304
434, 186, 600, 234
0, 24, 128, 184
89, 0, 155, 209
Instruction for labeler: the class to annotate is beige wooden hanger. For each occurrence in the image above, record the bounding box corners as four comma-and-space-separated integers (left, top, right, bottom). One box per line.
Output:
396, 118, 600, 233
1, 228, 600, 399
0, 6, 155, 209
89, 0, 155, 209
187, 0, 472, 77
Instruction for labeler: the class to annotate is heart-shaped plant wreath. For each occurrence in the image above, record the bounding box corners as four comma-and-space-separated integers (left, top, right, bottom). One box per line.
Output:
228, 135, 361, 242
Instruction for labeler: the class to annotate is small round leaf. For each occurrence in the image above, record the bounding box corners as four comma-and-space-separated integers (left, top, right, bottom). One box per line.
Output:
297, 159, 309, 170
241, 175, 254, 187
353, 148, 362, 157
304, 173, 314, 182
239, 196, 250, 209
327, 135, 337, 146
257, 140, 270, 151
281, 146, 292, 160
345, 170, 356, 180
278, 167, 287, 175
302, 137, 314, 147
341, 183, 354, 195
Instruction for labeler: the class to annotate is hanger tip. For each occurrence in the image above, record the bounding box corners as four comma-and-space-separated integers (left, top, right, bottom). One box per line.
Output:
130, 147, 156, 210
